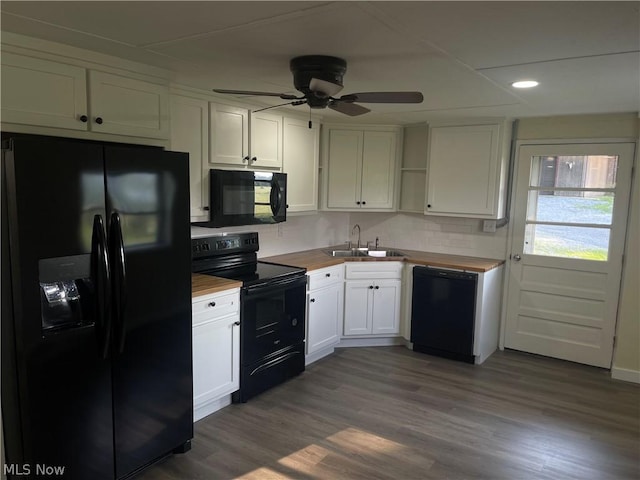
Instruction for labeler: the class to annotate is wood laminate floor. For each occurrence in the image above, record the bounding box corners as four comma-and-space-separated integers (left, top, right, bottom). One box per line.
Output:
141, 347, 640, 480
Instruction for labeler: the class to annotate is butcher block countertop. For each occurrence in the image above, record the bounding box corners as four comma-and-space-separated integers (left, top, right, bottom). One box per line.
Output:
192, 273, 242, 298
262, 247, 504, 273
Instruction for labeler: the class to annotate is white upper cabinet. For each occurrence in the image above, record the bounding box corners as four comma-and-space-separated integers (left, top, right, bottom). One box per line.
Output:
283, 117, 319, 213
1, 52, 170, 140
88, 71, 169, 139
1, 53, 88, 131
209, 103, 249, 166
170, 94, 209, 222
209, 103, 282, 169
425, 122, 511, 219
250, 112, 283, 169
323, 126, 400, 211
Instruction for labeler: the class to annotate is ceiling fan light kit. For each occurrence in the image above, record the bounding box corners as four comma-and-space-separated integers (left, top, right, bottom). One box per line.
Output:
213, 55, 423, 117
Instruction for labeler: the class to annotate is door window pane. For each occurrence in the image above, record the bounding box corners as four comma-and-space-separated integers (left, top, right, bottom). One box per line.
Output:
524, 225, 610, 261
526, 191, 614, 225
529, 155, 618, 188
523, 154, 620, 261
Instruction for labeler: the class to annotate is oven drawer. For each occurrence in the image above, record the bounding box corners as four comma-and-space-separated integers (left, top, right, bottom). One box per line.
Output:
192, 289, 240, 326
307, 264, 344, 291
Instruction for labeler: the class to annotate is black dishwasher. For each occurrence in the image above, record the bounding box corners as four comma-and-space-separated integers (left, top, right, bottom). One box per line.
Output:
410, 266, 478, 363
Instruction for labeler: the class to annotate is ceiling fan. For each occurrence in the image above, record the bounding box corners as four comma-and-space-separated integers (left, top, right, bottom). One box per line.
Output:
213, 55, 424, 116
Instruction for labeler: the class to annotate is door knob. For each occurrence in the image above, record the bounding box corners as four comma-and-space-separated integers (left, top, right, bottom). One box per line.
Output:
512, 254, 522, 261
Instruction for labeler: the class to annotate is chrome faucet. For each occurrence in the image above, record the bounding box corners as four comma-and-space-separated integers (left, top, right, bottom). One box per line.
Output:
351, 224, 361, 249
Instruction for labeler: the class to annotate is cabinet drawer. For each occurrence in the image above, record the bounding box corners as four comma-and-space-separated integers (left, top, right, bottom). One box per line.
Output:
307, 265, 344, 290
192, 290, 239, 325
345, 262, 403, 280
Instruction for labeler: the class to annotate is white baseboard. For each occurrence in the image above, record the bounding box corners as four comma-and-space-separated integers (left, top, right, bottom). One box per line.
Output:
337, 336, 406, 348
611, 367, 640, 384
194, 394, 232, 422
305, 346, 336, 366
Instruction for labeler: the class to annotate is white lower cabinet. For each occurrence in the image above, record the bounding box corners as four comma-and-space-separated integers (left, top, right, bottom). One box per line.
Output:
306, 265, 344, 364
192, 288, 240, 422
343, 262, 402, 337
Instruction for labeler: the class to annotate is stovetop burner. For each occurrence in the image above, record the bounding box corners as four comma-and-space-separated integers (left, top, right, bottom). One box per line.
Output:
191, 232, 305, 287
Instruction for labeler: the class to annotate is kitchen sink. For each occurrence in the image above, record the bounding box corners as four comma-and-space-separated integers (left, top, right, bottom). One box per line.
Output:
325, 249, 368, 257
367, 249, 406, 257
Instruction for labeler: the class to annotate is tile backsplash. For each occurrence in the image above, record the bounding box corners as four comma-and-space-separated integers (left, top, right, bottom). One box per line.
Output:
191, 212, 351, 258
191, 211, 508, 260
349, 212, 509, 260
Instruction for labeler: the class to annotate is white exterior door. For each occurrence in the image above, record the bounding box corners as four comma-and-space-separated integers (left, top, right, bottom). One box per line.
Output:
505, 142, 634, 367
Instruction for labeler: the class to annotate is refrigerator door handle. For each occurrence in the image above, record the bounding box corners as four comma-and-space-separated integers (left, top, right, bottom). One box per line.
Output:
109, 211, 128, 354
91, 214, 112, 360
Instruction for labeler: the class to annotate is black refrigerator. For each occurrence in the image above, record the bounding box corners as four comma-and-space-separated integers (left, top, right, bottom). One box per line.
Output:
1, 133, 193, 479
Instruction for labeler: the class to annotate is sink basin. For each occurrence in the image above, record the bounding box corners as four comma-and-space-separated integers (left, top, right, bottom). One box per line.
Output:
325, 249, 368, 257
368, 249, 406, 257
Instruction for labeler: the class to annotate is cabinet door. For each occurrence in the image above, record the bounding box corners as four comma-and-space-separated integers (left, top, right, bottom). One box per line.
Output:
192, 315, 240, 408
250, 112, 282, 169
283, 117, 319, 212
170, 95, 209, 221
88, 71, 169, 139
307, 283, 343, 354
209, 103, 249, 165
360, 131, 397, 209
326, 129, 363, 208
343, 281, 372, 335
426, 124, 500, 216
1, 52, 88, 131
371, 280, 402, 335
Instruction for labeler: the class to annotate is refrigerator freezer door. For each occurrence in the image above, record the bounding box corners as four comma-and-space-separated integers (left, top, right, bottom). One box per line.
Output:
105, 145, 193, 478
2, 134, 114, 479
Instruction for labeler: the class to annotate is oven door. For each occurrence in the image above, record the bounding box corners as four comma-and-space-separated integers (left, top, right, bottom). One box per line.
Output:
240, 275, 306, 366
208, 169, 286, 227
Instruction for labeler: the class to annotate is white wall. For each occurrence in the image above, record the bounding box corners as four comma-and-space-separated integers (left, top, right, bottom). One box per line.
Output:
191, 212, 350, 258
349, 212, 509, 259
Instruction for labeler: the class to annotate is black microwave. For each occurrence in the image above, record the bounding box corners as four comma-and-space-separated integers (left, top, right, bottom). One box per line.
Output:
196, 169, 287, 228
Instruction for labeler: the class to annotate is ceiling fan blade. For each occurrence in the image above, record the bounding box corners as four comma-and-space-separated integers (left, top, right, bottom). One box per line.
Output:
309, 78, 343, 97
328, 101, 371, 117
252, 100, 307, 113
213, 89, 300, 100
340, 92, 424, 104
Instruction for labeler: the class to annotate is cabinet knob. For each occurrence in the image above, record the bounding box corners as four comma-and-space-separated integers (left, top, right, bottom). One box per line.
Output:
325, 273, 331, 277
375, 286, 380, 290
95, 117, 104, 125
233, 321, 240, 326
362, 201, 367, 205
369, 285, 374, 289
251, 156, 257, 163
79, 115, 88, 123
427, 204, 431, 208
208, 301, 216, 307
356, 201, 361, 205
203, 206, 210, 211
243, 156, 250, 162
310, 298, 316, 303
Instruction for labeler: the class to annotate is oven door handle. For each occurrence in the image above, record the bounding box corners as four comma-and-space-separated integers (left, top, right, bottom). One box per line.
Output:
243, 275, 307, 296
249, 351, 302, 376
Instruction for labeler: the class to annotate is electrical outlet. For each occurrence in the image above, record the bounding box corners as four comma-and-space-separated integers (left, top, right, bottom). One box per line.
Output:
482, 220, 497, 233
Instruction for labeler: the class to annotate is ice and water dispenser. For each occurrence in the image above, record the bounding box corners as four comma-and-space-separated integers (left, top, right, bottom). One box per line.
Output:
39, 254, 93, 334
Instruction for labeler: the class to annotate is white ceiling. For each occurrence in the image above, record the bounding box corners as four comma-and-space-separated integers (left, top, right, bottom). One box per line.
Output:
1, 1, 638, 124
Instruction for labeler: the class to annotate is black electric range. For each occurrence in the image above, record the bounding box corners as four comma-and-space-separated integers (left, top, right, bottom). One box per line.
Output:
191, 232, 307, 402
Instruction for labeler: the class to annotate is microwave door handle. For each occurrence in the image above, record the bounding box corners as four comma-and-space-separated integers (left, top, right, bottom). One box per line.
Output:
270, 180, 282, 216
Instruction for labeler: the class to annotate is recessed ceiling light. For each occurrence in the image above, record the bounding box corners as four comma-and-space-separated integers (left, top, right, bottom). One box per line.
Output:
511, 80, 539, 89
